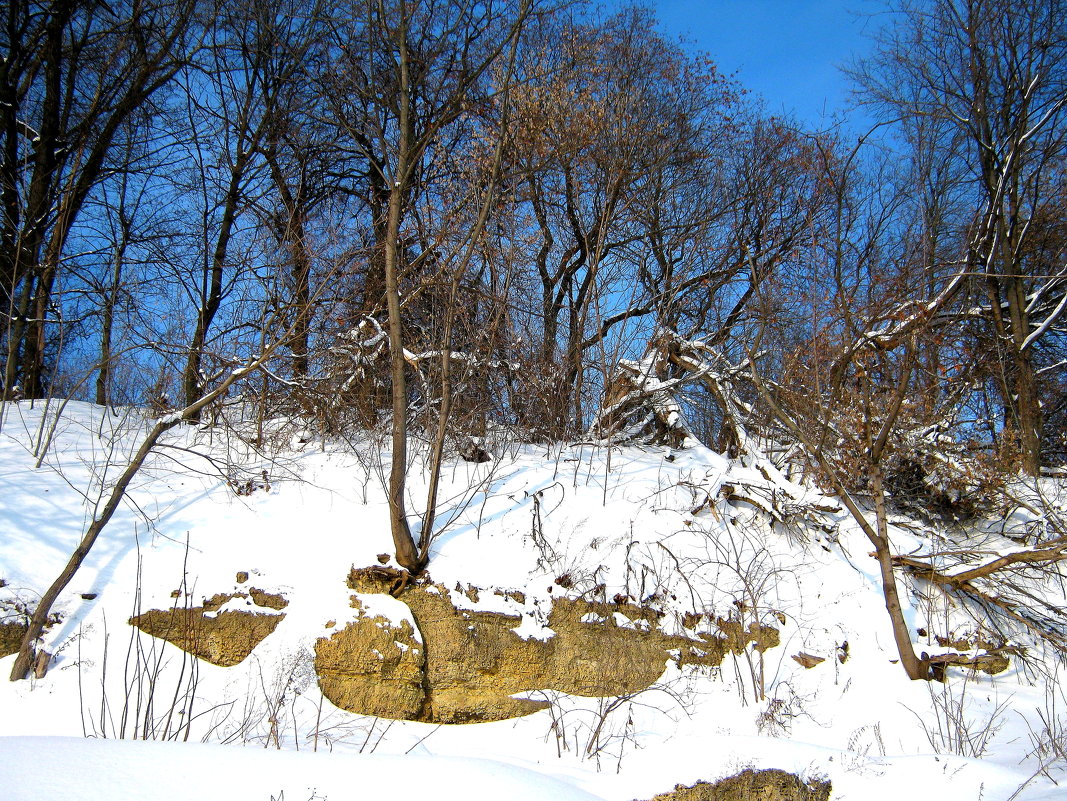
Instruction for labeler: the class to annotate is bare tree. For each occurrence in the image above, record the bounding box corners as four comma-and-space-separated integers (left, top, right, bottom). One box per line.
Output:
177, 0, 321, 414
504, 7, 747, 436
1, 0, 195, 402
321, 0, 540, 573
852, 0, 1067, 474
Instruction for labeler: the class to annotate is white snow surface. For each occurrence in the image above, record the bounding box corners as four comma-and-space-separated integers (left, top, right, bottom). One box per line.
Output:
0, 400, 1064, 800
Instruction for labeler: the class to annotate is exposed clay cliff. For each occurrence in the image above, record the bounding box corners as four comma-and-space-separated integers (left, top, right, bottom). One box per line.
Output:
313, 567, 779, 724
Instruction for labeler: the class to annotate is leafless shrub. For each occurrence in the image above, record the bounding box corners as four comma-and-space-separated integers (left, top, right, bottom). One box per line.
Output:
527, 483, 565, 571
536, 679, 692, 773
696, 518, 796, 705
755, 681, 810, 737
839, 723, 887, 777
78, 558, 209, 741
254, 648, 317, 750
1010, 667, 1067, 798
906, 673, 1011, 758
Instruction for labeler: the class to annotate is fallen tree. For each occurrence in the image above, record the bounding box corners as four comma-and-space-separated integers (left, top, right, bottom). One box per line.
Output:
591, 325, 1067, 679
893, 535, 1067, 655
588, 328, 759, 457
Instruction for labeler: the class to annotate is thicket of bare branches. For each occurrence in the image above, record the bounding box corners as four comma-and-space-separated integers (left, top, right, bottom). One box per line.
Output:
3, 0, 1065, 680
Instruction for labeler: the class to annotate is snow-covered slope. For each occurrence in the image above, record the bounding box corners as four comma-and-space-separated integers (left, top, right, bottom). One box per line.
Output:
0, 401, 1063, 800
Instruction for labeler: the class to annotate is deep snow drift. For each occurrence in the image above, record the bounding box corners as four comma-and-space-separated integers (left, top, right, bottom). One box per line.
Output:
1, 400, 1064, 800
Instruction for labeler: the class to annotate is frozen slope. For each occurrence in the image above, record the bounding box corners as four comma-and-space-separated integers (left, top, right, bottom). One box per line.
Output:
0, 400, 1064, 800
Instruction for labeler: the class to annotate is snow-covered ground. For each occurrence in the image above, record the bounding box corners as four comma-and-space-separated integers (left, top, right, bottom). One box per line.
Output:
1, 400, 1064, 800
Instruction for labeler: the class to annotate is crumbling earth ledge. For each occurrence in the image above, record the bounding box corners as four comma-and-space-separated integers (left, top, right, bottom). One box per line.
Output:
314, 566, 780, 724
641, 768, 831, 801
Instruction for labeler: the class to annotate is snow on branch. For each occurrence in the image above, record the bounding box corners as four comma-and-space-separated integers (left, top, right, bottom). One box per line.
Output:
589, 328, 762, 454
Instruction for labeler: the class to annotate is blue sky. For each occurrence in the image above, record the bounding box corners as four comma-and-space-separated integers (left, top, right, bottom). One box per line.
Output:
650, 0, 884, 126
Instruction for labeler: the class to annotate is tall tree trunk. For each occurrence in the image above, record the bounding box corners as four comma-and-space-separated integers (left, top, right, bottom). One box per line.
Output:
382, 6, 422, 574
3, 275, 33, 399
21, 257, 59, 399
1006, 276, 1042, 474
871, 463, 929, 680
96, 238, 127, 406
182, 161, 244, 415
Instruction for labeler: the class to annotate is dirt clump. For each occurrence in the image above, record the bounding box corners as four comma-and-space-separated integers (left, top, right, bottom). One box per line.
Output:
0, 622, 28, 658
130, 591, 287, 667
642, 769, 831, 801
248, 588, 288, 610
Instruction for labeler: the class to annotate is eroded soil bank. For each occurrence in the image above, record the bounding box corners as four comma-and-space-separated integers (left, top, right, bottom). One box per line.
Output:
129, 588, 288, 667
315, 567, 779, 723
126, 566, 780, 724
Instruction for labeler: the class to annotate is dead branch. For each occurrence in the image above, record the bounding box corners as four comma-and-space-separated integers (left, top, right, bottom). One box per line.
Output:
892, 537, 1067, 585
893, 552, 1067, 653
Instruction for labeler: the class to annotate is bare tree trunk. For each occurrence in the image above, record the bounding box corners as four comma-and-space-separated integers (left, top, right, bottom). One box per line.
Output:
870, 463, 928, 680
96, 230, 129, 407
20, 261, 56, 399
1006, 277, 1043, 474
8, 446, 156, 681
3, 277, 33, 399
182, 161, 244, 414
382, 4, 421, 574
9, 336, 291, 681
290, 219, 312, 378
746, 344, 931, 681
